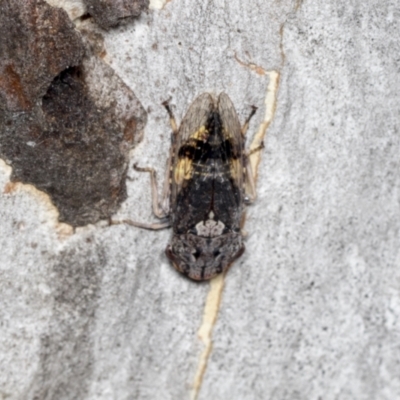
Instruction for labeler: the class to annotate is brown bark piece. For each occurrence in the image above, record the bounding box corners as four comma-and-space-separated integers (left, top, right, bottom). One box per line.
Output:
0, 0, 146, 226
84, 0, 149, 30
0, 0, 84, 112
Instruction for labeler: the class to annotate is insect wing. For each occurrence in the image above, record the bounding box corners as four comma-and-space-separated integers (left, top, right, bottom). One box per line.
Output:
178, 93, 214, 146
171, 93, 214, 205
217, 92, 245, 193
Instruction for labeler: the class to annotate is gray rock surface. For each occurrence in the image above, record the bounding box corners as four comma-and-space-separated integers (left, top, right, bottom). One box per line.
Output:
1, 0, 400, 399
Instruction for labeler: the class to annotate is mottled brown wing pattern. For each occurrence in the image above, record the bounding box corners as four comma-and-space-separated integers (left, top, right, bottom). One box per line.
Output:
177, 93, 214, 146
170, 93, 214, 207
166, 92, 249, 280
217, 92, 245, 196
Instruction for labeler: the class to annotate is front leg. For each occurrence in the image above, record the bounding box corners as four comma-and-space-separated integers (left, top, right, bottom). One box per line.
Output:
121, 100, 178, 222
111, 99, 179, 230
241, 105, 258, 137
110, 164, 171, 230
133, 164, 169, 219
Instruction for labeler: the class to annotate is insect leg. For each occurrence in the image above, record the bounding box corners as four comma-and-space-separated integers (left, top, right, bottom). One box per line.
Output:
160, 99, 180, 212
110, 218, 171, 230
243, 102, 263, 203
162, 100, 178, 135
240, 212, 248, 237
246, 142, 265, 156
243, 142, 264, 204
241, 105, 258, 136
133, 164, 168, 218
244, 159, 257, 204
110, 164, 171, 230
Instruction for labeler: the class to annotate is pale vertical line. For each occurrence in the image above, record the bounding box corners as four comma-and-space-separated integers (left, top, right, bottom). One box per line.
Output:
190, 273, 225, 400
249, 70, 281, 180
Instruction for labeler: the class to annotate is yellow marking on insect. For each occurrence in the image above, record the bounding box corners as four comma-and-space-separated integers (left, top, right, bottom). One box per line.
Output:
191, 126, 208, 141
174, 157, 193, 184
229, 158, 242, 182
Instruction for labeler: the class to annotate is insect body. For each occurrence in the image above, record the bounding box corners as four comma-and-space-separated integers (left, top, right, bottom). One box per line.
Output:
118, 93, 259, 281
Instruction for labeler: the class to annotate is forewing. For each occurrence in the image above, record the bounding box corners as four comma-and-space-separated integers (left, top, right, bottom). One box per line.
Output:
177, 93, 214, 148
171, 93, 214, 205
217, 92, 245, 190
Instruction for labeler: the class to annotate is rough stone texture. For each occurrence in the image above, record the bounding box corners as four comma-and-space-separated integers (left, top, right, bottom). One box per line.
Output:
0, 1, 146, 226
1, 0, 400, 400
83, 0, 149, 30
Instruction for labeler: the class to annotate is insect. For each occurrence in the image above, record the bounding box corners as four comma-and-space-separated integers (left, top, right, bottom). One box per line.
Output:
116, 93, 261, 280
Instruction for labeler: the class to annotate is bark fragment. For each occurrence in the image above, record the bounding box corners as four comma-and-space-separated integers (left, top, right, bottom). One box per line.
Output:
83, 0, 149, 30
0, 0, 146, 226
